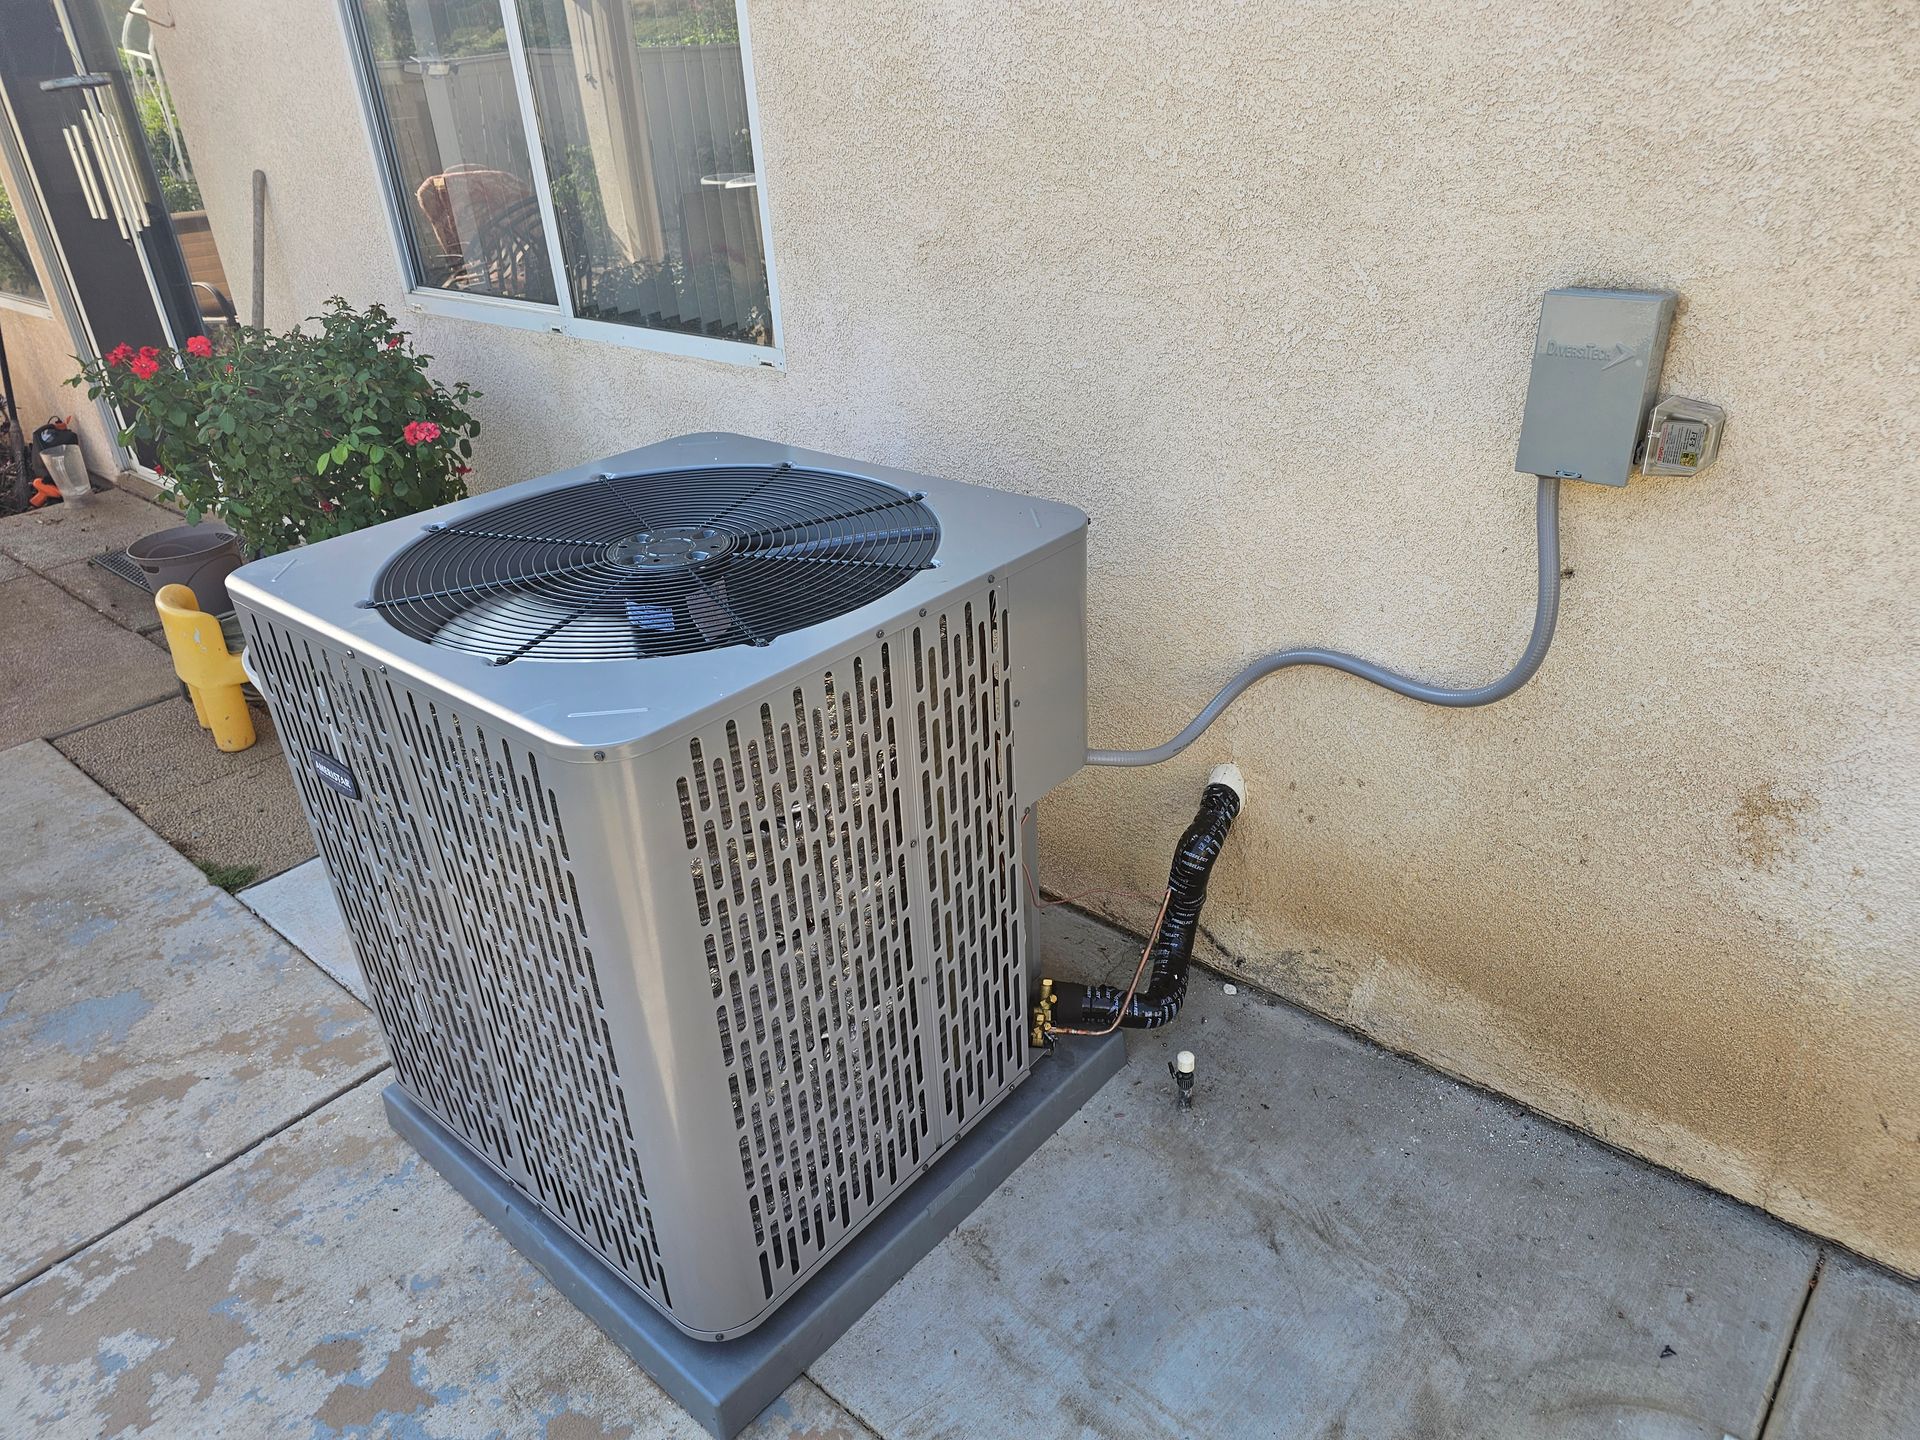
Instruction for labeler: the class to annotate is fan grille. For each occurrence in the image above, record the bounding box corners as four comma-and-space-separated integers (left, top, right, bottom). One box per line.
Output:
369, 464, 940, 664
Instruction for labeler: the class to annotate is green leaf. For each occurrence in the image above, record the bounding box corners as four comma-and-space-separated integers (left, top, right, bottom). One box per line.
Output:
367, 474, 383, 496
315, 451, 331, 475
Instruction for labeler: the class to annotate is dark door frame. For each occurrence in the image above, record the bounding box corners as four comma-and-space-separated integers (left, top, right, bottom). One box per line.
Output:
0, 0, 206, 469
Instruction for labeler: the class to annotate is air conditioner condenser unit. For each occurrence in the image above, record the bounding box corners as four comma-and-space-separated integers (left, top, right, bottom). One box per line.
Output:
229, 433, 1088, 1341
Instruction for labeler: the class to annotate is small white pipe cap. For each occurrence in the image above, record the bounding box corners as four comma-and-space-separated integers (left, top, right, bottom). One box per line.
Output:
1207, 762, 1247, 807
1174, 1050, 1196, 1075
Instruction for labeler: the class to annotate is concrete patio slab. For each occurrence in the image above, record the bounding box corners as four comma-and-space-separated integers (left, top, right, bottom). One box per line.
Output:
1765, 1253, 1920, 1439
0, 552, 22, 583
120, 770, 319, 885
811, 908, 1821, 1440
0, 574, 178, 740
54, 694, 284, 791
54, 697, 315, 884
0, 741, 386, 1292
0, 1078, 874, 1440
44, 556, 163, 633
238, 858, 365, 1002
389, 1028, 1124, 1440
0, 487, 180, 571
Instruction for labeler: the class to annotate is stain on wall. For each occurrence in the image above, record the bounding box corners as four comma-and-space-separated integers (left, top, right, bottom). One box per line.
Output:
1732, 782, 1816, 872
149, 1, 1920, 1272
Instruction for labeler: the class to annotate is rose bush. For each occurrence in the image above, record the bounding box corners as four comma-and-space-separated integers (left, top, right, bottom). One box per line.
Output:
74, 298, 480, 557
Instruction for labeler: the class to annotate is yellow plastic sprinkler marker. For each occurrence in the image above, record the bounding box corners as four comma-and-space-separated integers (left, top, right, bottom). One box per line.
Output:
153, 582, 255, 752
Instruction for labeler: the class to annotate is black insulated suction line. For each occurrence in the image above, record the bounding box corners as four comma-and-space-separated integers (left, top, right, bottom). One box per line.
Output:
1049, 781, 1242, 1030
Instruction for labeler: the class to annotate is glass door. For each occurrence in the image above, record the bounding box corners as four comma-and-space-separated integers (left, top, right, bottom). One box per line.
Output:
0, 0, 202, 370
93, 0, 235, 328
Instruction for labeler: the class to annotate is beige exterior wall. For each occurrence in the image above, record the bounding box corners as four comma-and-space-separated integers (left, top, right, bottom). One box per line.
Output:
0, 303, 114, 472
150, 2, 1917, 1271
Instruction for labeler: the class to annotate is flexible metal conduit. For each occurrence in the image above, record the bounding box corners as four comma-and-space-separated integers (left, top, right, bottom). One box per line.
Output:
1086, 476, 1563, 767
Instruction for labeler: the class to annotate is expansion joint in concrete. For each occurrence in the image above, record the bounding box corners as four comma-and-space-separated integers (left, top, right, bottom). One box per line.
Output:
1757, 1250, 1827, 1439
0, 1062, 391, 1304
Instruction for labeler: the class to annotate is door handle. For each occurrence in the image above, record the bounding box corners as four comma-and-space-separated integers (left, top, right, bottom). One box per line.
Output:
39, 73, 114, 93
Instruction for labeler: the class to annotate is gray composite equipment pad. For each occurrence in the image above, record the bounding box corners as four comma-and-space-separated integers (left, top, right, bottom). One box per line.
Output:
383, 1029, 1128, 1440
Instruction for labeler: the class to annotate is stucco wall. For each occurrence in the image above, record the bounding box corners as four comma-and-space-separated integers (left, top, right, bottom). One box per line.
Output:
0, 303, 114, 473
152, 1, 1918, 1271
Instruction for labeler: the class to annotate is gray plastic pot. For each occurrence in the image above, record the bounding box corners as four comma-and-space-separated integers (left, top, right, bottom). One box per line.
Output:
127, 524, 245, 614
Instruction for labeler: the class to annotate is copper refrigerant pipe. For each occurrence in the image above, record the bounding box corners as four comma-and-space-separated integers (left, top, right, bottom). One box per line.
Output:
1036, 765, 1244, 1038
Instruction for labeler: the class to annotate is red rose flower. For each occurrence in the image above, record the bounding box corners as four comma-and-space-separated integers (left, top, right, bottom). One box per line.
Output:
129, 353, 160, 379
318, 499, 336, 514
224, 363, 234, 374
454, 464, 472, 477
402, 420, 442, 446
385, 336, 403, 349
104, 343, 135, 368
185, 335, 213, 358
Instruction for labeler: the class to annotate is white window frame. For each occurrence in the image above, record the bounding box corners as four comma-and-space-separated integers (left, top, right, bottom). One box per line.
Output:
335, 0, 784, 370
0, 172, 53, 318
0, 62, 52, 319
0, 288, 53, 320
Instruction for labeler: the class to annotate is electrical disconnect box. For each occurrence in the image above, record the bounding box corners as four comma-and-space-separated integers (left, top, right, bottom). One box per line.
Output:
1515, 287, 1676, 487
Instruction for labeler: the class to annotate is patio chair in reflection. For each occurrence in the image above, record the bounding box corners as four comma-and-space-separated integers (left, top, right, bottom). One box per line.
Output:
413, 166, 552, 301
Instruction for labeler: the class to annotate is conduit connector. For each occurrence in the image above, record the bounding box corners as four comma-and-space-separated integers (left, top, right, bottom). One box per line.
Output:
1170, 1049, 1196, 1109
1030, 977, 1057, 1048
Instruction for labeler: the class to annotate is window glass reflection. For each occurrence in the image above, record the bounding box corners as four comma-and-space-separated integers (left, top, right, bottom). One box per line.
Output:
515, 0, 771, 343
97, 0, 235, 324
0, 180, 44, 304
356, 0, 558, 304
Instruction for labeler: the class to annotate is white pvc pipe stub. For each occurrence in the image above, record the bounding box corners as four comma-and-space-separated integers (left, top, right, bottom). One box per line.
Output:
1207, 762, 1247, 808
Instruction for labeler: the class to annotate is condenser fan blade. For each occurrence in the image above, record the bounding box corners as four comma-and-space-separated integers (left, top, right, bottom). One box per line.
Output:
738, 524, 940, 565
377, 464, 939, 662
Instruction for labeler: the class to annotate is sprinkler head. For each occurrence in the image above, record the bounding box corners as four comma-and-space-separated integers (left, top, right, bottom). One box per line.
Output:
1169, 1049, 1196, 1109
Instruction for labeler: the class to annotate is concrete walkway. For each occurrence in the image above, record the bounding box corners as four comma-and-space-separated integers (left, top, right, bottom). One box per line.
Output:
1, 487, 317, 886
0, 489, 182, 741
2, 741, 1915, 1437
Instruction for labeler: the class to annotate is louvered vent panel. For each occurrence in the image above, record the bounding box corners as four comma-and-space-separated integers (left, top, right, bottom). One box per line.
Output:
242, 615, 668, 1305
677, 591, 1026, 1305
679, 641, 936, 1299
913, 595, 1023, 1128
243, 618, 508, 1159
